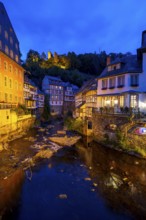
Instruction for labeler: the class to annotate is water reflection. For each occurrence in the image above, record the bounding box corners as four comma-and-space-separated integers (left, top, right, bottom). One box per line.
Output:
76, 138, 146, 219
0, 169, 24, 217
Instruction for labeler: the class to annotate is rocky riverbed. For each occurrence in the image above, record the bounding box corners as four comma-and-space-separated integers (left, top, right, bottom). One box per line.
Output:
0, 122, 81, 217
0, 122, 81, 180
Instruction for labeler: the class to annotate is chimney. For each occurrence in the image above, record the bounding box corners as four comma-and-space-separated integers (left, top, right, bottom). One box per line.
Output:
141, 30, 146, 48
106, 56, 111, 66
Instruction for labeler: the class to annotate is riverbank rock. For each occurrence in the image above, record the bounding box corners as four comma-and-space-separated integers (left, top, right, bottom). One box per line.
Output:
48, 136, 81, 146
33, 149, 53, 160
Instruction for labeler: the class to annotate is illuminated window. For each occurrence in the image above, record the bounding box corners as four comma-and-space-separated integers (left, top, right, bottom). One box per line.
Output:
117, 63, 121, 69
130, 95, 138, 108
15, 55, 18, 62
10, 50, 14, 58
108, 66, 112, 71
0, 40, 2, 49
119, 96, 124, 107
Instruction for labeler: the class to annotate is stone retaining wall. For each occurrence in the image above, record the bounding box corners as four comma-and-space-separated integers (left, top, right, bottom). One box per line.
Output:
83, 113, 146, 157
0, 114, 35, 151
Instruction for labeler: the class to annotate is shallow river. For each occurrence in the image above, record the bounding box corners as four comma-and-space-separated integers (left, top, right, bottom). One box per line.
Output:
1, 134, 146, 220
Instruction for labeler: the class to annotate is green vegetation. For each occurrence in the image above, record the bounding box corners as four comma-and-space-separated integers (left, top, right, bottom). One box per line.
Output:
23, 49, 132, 89
14, 104, 30, 115
115, 128, 127, 148
64, 117, 84, 134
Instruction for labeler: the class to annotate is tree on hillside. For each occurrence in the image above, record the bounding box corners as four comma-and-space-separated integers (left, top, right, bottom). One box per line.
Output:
60, 55, 71, 69
67, 52, 81, 69
26, 49, 41, 65
54, 52, 60, 63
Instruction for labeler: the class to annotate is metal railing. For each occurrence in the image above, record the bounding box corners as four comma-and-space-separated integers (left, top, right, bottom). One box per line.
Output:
92, 107, 143, 118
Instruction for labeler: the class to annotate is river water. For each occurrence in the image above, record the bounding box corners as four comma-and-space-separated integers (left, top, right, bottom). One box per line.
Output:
1, 132, 146, 220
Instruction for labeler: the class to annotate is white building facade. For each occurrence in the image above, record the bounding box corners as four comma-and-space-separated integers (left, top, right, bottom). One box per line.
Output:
97, 31, 146, 114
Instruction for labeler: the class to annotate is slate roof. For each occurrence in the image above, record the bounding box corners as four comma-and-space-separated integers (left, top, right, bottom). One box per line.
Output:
24, 77, 37, 88
43, 75, 63, 86
99, 55, 142, 79
76, 78, 97, 95
37, 89, 44, 95
45, 76, 61, 81
62, 82, 79, 92
0, 2, 21, 64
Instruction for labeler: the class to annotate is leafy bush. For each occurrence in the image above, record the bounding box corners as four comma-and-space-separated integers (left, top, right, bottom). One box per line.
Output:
65, 117, 83, 134
14, 104, 29, 115
116, 128, 127, 148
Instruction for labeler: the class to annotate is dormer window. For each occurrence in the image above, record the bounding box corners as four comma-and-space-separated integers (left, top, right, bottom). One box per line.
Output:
108, 66, 112, 71
107, 63, 121, 72
117, 63, 121, 69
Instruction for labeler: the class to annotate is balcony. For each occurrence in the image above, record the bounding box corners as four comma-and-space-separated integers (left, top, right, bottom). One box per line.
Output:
27, 105, 37, 109
0, 102, 17, 109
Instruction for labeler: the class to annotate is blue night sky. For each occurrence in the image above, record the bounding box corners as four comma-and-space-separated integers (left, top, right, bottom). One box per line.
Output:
2, 0, 146, 60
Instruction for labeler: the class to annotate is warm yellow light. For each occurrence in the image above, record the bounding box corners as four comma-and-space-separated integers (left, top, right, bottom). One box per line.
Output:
139, 101, 146, 108
105, 100, 110, 104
